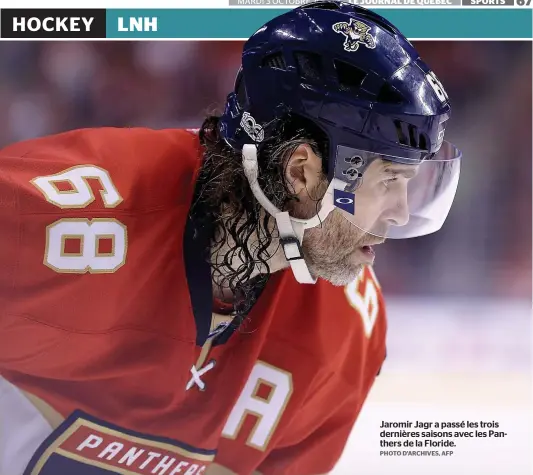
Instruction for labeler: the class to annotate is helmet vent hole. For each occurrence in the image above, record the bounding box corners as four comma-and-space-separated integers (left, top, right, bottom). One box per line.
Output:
419, 134, 428, 150
377, 83, 404, 104
294, 51, 324, 84
394, 120, 408, 146
408, 125, 418, 147
394, 120, 428, 150
334, 60, 367, 92
261, 52, 286, 70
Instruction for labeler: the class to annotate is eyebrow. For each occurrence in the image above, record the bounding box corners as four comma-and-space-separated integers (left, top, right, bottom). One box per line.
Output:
383, 165, 418, 179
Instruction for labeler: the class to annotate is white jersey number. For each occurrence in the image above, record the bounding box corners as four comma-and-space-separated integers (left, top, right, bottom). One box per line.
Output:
31, 166, 127, 274
345, 267, 381, 338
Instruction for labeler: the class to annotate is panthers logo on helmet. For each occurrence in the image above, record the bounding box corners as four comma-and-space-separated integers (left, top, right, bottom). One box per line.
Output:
332, 19, 376, 52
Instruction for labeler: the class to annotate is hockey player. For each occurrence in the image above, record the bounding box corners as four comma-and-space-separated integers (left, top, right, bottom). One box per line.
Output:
0, 2, 461, 474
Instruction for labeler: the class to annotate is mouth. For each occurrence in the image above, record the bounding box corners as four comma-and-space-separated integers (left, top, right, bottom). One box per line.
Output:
360, 245, 375, 257
353, 245, 375, 265
357, 239, 385, 261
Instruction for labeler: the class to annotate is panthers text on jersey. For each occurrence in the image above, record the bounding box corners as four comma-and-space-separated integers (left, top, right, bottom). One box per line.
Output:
0, 127, 387, 475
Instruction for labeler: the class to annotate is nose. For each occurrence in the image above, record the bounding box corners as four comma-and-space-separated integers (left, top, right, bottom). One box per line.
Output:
383, 193, 410, 227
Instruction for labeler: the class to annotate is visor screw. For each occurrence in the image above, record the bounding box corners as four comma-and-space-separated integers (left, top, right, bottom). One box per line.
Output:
344, 155, 364, 167
342, 168, 362, 181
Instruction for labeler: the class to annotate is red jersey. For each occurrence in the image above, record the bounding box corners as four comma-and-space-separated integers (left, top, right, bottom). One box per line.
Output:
0, 127, 387, 475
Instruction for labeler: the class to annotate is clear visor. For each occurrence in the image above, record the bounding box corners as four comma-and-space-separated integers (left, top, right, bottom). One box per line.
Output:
331, 141, 461, 240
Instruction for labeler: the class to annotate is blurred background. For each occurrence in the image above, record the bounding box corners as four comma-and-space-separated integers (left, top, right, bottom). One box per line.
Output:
0, 41, 531, 473
0, 41, 530, 299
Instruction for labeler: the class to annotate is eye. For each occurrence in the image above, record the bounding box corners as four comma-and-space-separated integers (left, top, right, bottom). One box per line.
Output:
382, 176, 398, 189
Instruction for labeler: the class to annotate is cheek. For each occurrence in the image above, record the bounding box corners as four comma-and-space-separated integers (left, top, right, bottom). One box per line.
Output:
330, 211, 364, 247
355, 196, 383, 228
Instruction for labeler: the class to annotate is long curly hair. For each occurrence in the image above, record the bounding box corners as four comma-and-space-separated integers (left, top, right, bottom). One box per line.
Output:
190, 113, 329, 321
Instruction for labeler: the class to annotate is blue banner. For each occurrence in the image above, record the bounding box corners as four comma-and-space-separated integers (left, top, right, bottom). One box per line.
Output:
105, 8, 533, 39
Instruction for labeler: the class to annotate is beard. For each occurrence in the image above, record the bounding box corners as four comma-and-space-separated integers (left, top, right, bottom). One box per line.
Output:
303, 211, 368, 286
287, 180, 372, 287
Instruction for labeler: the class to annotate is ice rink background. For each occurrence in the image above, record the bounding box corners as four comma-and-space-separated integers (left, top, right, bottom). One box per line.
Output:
334, 298, 532, 475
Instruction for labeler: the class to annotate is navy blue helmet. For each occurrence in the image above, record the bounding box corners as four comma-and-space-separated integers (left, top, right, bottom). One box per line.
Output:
220, 1, 461, 249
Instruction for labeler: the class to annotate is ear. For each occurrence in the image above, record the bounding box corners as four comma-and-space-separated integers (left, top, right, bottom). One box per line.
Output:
285, 144, 323, 198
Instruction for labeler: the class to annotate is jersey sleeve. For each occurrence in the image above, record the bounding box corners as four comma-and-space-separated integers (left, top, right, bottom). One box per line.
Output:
0, 127, 201, 376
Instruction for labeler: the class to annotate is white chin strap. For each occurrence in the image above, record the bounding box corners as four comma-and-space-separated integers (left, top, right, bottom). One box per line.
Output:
242, 144, 344, 284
